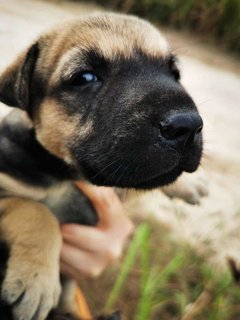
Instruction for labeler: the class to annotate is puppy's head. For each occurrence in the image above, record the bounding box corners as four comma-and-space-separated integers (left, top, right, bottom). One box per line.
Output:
0, 13, 203, 189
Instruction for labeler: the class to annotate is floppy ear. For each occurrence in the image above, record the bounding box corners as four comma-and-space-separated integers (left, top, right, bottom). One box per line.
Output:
0, 43, 39, 109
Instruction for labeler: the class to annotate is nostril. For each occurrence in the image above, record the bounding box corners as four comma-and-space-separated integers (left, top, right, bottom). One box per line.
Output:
196, 125, 203, 135
159, 112, 203, 147
167, 127, 191, 140
159, 121, 192, 141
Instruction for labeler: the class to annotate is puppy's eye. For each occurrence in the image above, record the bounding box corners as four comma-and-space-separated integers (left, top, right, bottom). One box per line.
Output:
70, 72, 99, 86
168, 56, 180, 81
171, 64, 180, 81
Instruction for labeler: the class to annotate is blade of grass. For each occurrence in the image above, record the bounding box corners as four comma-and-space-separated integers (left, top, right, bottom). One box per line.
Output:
135, 252, 185, 320
135, 272, 156, 320
154, 252, 184, 289
140, 222, 150, 291
134, 225, 151, 320
104, 223, 150, 312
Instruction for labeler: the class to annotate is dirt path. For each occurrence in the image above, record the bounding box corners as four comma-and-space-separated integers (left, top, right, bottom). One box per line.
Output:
1, 0, 240, 269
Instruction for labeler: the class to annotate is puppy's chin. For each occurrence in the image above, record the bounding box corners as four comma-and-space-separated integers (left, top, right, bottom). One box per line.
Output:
80, 164, 182, 190
131, 167, 183, 189
132, 158, 201, 190
79, 152, 202, 189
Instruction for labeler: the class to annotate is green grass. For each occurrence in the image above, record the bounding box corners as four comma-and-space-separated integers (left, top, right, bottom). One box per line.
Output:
81, 219, 240, 319
105, 223, 151, 311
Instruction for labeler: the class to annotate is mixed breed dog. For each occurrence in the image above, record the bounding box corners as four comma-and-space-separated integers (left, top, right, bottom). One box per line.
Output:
0, 13, 203, 320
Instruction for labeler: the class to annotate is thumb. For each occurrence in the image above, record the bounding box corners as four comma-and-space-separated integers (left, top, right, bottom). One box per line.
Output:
74, 181, 123, 227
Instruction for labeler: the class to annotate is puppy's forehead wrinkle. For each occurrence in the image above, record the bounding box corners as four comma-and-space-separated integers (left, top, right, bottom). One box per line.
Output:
60, 47, 107, 82
52, 48, 87, 83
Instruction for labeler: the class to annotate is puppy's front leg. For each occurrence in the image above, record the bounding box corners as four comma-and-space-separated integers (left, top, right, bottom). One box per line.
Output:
0, 198, 62, 320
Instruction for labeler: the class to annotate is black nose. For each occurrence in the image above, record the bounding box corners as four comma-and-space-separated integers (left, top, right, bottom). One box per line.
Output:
159, 112, 203, 147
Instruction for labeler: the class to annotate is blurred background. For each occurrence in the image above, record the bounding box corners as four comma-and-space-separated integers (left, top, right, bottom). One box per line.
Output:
92, 0, 240, 55
0, 0, 240, 319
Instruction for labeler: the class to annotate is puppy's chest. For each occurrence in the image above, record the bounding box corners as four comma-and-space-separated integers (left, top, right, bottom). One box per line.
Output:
43, 182, 97, 225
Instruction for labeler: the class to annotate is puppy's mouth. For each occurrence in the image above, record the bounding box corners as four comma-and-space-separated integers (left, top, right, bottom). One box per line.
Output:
130, 166, 183, 189
76, 134, 202, 189
81, 162, 184, 189
80, 151, 201, 189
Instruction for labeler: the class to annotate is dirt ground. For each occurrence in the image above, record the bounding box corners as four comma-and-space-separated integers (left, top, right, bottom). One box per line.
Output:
1, 0, 240, 269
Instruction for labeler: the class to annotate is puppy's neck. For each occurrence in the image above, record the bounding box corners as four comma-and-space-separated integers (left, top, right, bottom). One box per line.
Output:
0, 109, 79, 188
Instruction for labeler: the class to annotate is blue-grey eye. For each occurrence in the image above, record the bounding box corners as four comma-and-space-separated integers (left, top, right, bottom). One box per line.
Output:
70, 72, 99, 86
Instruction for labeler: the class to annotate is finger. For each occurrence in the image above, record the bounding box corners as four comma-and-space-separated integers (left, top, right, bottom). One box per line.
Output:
60, 243, 107, 278
61, 261, 104, 281
74, 181, 134, 231
61, 224, 104, 252
75, 181, 122, 221
74, 181, 114, 201
61, 220, 134, 263
62, 217, 132, 242
61, 222, 133, 260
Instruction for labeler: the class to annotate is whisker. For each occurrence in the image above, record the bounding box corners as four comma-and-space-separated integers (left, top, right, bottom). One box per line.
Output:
91, 157, 121, 180
107, 160, 125, 182
116, 163, 129, 186
196, 99, 211, 107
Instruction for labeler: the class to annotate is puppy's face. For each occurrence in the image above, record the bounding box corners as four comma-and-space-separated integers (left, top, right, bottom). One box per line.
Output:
0, 14, 203, 189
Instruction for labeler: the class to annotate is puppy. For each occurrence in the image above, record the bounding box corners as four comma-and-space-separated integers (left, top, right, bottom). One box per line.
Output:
0, 13, 203, 320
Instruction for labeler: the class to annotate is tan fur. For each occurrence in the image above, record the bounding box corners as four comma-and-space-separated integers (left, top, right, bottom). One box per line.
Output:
35, 98, 92, 164
0, 198, 62, 319
0, 198, 61, 258
0, 173, 47, 200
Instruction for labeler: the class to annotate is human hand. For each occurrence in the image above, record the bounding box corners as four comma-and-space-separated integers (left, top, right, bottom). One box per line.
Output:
60, 182, 134, 280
